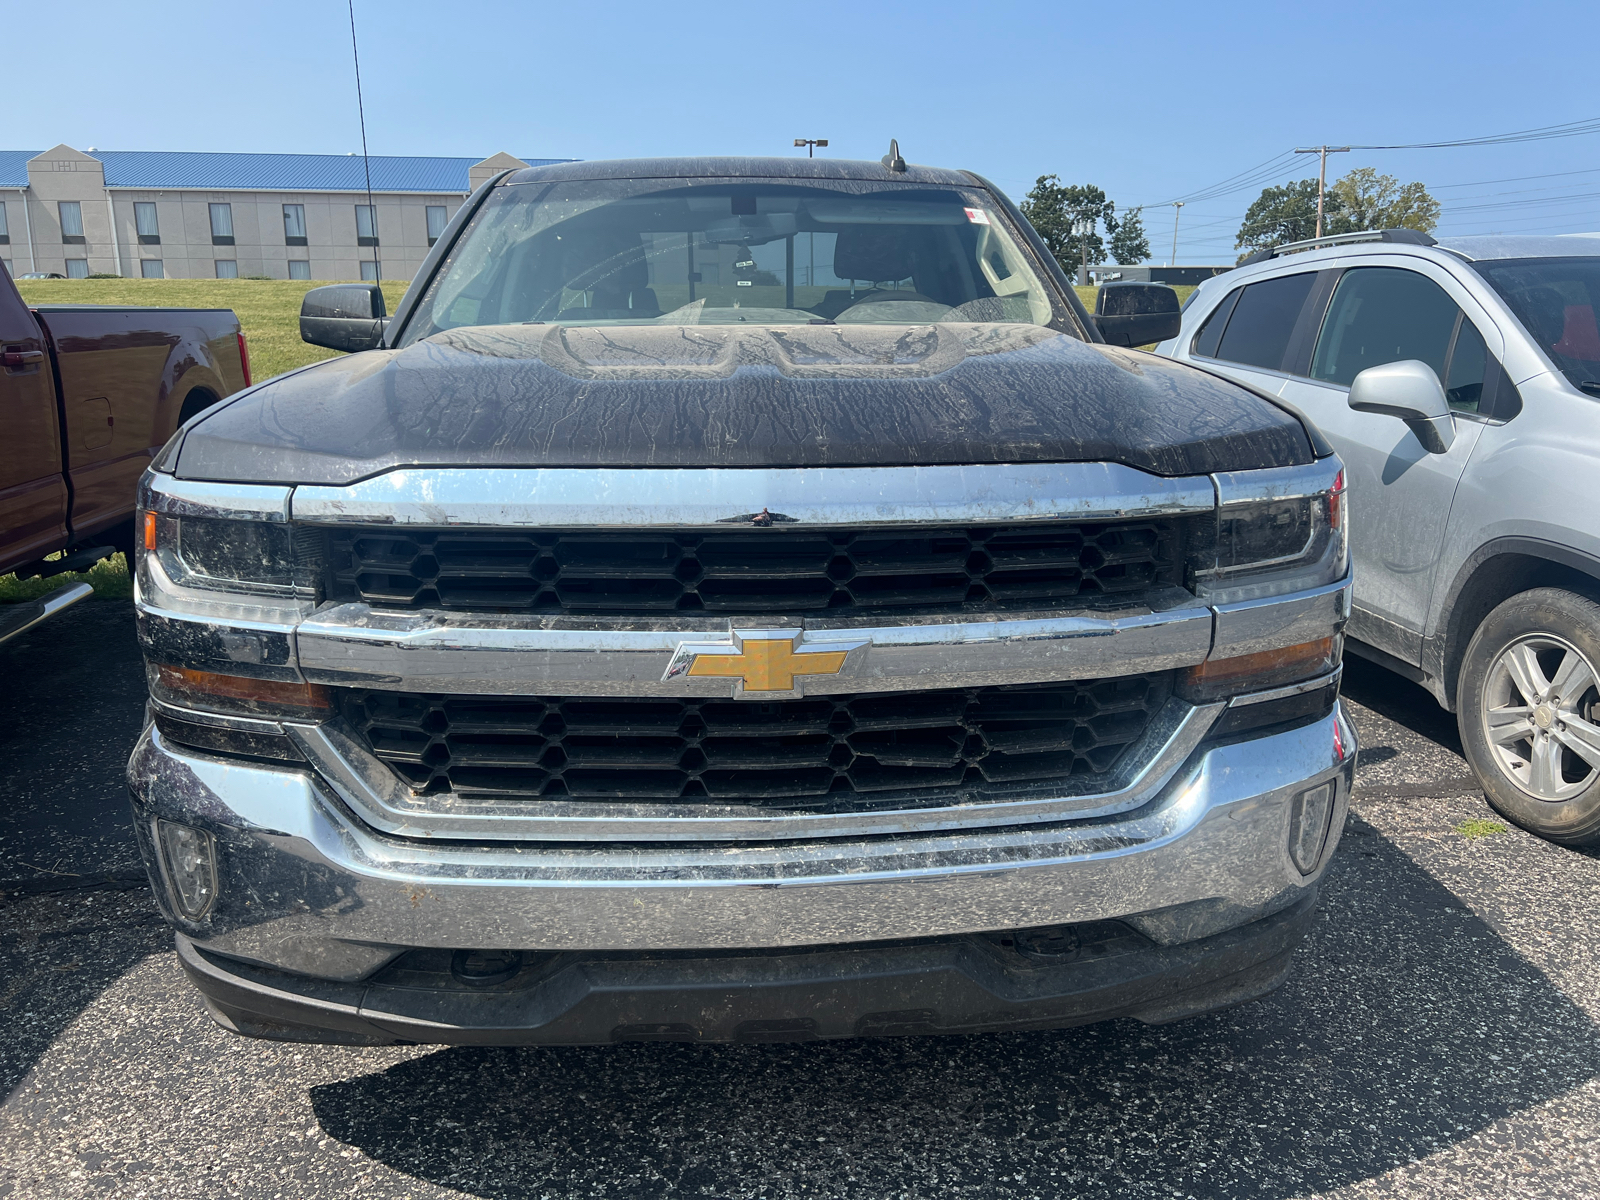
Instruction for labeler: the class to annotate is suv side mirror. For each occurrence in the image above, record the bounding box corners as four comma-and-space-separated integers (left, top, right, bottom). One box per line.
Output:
300, 284, 388, 353
1348, 359, 1455, 454
1093, 283, 1181, 348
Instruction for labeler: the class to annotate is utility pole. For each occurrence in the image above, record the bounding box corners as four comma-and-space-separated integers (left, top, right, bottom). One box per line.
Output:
1170, 201, 1184, 266
793, 139, 828, 158
1294, 145, 1350, 238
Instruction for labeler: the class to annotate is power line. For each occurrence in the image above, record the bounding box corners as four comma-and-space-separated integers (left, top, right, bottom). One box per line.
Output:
1159, 151, 1301, 207
1439, 190, 1600, 215
1429, 166, 1600, 191
1345, 116, 1600, 151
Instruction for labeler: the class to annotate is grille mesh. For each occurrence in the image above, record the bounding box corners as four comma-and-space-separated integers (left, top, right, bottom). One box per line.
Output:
338, 676, 1170, 809
320, 520, 1182, 615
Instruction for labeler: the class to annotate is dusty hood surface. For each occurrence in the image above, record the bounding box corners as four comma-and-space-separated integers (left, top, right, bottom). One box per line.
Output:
173, 323, 1313, 484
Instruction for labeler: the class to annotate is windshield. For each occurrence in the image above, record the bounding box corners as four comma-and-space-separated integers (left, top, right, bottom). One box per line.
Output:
399, 178, 1063, 343
1474, 256, 1600, 393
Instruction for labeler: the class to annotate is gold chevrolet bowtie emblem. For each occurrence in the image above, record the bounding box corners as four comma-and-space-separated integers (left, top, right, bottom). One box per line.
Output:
662, 630, 865, 695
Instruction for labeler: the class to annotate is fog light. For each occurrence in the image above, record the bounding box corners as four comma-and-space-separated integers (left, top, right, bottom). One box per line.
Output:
1287, 781, 1337, 874
158, 820, 218, 918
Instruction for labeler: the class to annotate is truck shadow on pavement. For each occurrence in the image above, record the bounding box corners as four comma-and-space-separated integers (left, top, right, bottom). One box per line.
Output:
0, 600, 148, 890
308, 819, 1600, 1200
1340, 655, 1464, 758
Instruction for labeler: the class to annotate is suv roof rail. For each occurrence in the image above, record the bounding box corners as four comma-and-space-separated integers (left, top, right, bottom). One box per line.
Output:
1238, 227, 1437, 267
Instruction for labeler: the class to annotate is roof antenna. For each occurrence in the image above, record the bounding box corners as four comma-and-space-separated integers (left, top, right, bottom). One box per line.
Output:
881, 138, 906, 173
348, 0, 380, 284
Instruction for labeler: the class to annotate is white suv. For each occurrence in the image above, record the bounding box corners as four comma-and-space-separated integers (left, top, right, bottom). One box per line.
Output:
1161, 230, 1600, 845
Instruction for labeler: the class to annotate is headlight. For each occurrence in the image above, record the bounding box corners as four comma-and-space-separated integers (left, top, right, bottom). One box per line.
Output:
149, 512, 304, 595
1192, 463, 1347, 605
135, 474, 319, 610
135, 474, 319, 707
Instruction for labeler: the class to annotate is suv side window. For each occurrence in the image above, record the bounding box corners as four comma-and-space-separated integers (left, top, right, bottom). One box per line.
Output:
1312, 266, 1491, 413
1208, 272, 1318, 371
1445, 317, 1488, 413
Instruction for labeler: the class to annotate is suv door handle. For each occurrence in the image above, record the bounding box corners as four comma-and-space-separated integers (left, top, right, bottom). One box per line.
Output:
2, 349, 45, 369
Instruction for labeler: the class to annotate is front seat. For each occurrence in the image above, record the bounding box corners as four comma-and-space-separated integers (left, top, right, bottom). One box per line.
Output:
829, 227, 936, 304
561, 232, 660, 316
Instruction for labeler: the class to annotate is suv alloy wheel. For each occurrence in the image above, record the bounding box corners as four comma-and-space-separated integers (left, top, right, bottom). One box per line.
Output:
1459, 588, 1600, 845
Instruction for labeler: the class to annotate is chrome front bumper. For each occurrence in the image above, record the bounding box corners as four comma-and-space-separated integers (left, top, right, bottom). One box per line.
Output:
128, 703, 1356, 983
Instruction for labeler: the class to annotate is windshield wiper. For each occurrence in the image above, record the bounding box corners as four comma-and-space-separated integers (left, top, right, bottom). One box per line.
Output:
1579, 380, 1600, 397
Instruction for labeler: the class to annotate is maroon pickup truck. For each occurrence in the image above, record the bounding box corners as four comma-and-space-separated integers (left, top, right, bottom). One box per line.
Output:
0, 262, 248, 642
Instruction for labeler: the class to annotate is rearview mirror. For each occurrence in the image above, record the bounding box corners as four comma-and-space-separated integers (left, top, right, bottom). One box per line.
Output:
300, 284, 388, 353
1348, 359, 1455, 454
1092, 283, 1181, 347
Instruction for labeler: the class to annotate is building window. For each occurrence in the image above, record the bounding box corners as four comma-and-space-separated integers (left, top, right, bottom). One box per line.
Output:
283, 204, 307, 247
360, 260, 380, 282
214, 259, 238, 279
426, 205, 448, 247
209, 203, 234, 246
355, 205, 379, 247
135, 202, 160, 245
60, 201, 85, 245
0, 202, 9, 245
288, 260, 311, 280
66, 259, 90, 278
140, 259, 164, 279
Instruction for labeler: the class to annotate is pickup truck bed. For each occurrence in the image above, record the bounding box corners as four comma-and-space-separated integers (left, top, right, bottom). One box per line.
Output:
0, 267, 248, 579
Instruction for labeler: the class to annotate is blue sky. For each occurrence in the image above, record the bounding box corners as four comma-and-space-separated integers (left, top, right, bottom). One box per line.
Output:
9, 0, 1598, 262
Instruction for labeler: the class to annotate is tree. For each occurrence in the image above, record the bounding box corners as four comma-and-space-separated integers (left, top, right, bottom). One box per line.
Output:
1021, 176, 1114, 272
1235, 179, 1344, 258
1236, 170, 1441, 261
1329, 168, 1440, 234
1107, 206, 1150, 264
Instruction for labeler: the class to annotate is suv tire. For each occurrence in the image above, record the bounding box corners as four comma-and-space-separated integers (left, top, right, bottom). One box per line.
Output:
1458, 587, 1600, 846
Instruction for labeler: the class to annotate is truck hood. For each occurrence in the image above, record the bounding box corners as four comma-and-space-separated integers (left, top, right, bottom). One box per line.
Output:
173, 323, 1314, 484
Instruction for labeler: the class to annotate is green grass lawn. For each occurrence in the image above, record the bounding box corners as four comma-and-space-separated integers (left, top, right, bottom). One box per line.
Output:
14, 278, 410, 383
0, 553, 134, 603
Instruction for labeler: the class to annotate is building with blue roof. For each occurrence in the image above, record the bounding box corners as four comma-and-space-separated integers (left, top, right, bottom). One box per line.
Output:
1, 145, 573, 282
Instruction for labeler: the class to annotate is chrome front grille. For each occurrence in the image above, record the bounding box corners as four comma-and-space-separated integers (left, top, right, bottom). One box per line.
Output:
336, 675, 1172, 811
318, 519, 1187, 615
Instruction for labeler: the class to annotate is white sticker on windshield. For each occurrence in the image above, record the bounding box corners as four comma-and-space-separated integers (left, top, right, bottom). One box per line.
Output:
964, 208, 991, 225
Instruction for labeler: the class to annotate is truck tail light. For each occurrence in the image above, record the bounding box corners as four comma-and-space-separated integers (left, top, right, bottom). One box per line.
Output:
237, 331, 252, 388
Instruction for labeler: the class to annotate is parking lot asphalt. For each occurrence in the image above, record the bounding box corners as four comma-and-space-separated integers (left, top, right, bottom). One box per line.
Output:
3, 602, 1599, 1199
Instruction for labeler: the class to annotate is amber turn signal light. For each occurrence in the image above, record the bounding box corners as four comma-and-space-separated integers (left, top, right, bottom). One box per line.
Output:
156, 665, 331, 711
1180, 637, 1336, 702
142, 510, 158, 551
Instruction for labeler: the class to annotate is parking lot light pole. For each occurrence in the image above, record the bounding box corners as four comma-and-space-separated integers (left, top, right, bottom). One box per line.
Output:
1170, 201, 1184, 267
1072, 215, 1095, 285
1294, 145, 1351, 238
794, 139, 829, 158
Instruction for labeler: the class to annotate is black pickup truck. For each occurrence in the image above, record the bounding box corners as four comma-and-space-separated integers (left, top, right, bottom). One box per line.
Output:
128, 154, 1355, 1045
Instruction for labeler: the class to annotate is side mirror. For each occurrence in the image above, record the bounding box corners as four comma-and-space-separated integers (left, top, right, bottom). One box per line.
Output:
1093, 282, 1181, 348
1348, 359, 1455, 454
300, 284, 388, 353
